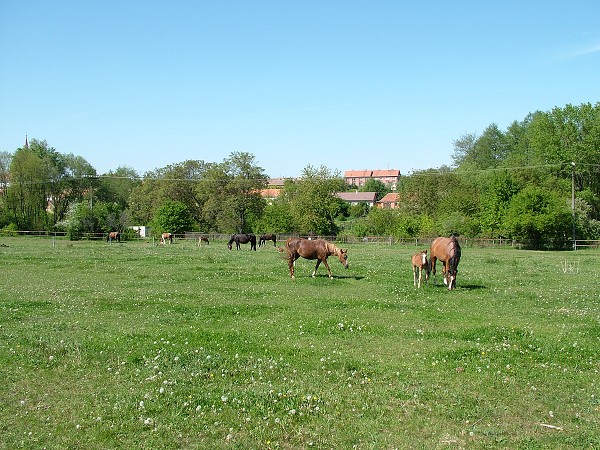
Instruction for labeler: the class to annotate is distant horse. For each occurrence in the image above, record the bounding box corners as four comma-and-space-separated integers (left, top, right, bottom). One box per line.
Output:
106, 231, 120, 243
227, 233, 257, 251
429, 236, 461, 290
160, 232, 173, 245
411, 250, 430, 288
285, 238, 348, 279
197, 235, 210, 246
259, 233, 277, 247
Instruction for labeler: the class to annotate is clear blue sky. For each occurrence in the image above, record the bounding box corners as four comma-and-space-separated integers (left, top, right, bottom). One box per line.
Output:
1, 1, 599, 178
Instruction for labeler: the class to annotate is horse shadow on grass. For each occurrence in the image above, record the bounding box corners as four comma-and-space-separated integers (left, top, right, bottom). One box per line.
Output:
430, 282, 486, 291
297, 274, 365, 281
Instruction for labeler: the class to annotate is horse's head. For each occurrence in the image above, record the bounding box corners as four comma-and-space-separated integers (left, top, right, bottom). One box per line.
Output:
423, 252, 431, 281
445, 267, 458, 290
337, 248, 349, 269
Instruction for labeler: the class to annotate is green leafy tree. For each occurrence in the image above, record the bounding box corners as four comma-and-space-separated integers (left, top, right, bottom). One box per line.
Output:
285, 165, 346, 235
96, 166, 140, 212
6, 145, 50, 229
453, 125, 507, 170
502, 186, 572, 249
478, 172, 520, 236
253, 200, 294, 234
220, 152, 268, 233
151, 201, 194, 235
359, 178, 389, 201
56, 201, 109, 240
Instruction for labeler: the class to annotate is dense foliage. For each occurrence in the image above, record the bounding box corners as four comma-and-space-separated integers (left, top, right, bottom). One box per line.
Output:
1, 103, 599, 248
340, 103, 600, 248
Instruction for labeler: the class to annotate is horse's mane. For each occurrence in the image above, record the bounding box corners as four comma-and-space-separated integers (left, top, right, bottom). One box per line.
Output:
447, 237, 461, 271
326, 242, 337, 255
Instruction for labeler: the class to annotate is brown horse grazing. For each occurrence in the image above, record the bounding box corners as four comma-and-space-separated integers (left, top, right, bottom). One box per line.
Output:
227, 233, 257, 251
429, 236, 461, 290
197, 235, 209, 245
285, 238, 348, 279
106, 231, 120, 243
411, 250, 430, 288
160, 232, 173, 245
259, 233, 277, 247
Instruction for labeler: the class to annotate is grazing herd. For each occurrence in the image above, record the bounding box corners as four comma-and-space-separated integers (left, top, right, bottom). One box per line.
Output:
106, 230, 461, 288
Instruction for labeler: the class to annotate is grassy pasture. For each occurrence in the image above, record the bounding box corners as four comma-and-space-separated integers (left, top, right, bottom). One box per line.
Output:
0, 236, 598, 449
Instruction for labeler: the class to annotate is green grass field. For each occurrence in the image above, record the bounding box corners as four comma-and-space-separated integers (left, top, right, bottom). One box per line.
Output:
0, 237, 598, 449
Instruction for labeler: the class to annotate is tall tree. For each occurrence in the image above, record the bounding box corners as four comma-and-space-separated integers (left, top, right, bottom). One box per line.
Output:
6, 145, 51, 229
285, 165, 346, 236
219, 152, 267, 233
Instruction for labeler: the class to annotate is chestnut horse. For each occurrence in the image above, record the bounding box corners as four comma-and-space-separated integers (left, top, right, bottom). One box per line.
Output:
227, 233, 257, 251
411, 250, 430, 288
106, 231, 120, 243
285, 238, 348, 279
429, 236, 461, 290
160, 232, 173, 245
259, 233, 277, 247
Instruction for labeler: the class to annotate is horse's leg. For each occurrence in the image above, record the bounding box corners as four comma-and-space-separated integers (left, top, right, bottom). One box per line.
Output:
322, 258, 334, 279
288, 253, 299, 278
430, 256, 436, 285
443, 260, 449, 286
312, 259, 322, 278
413, 265, 417, 287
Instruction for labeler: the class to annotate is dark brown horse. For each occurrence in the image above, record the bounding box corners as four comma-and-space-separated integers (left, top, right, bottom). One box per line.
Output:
429, 236, 461, 290
106, 231, 120, 243
160, 232, 173, 245
197, 235, 210, 245
259, 233, 277, 247
228, 233, 257, 251
411, 250, 430, 288
285, 238, 348, 279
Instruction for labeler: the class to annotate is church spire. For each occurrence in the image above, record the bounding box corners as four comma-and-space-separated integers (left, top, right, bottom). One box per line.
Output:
24, 134, 29, 149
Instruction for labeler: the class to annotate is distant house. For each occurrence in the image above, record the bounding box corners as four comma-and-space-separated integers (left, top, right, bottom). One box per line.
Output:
378, 192, 399, 209
344, 169, 400, 190
336, 191, 378, 207
259, 188, 281, 204
343, 170, 373, 187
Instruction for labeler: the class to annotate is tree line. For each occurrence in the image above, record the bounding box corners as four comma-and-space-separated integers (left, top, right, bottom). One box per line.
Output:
1, 102, 599, 249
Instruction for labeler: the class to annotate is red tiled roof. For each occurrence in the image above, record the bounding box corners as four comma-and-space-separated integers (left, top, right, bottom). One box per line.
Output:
344, 170, 372, 178
379, 192, 399, 203
260, 188, 281, 198
372, 169, 400, 177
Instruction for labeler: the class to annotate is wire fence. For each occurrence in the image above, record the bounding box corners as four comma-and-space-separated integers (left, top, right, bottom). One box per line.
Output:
1, 229, 598, 250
